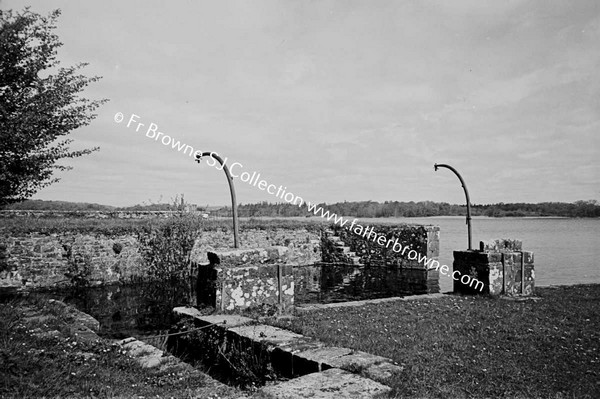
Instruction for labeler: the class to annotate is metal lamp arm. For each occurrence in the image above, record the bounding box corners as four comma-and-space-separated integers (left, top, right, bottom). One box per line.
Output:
434, 163, 472, 250
196, 152, 240, 248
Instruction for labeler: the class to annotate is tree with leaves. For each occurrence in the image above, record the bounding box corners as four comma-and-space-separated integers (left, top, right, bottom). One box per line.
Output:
0, 8, 106, 206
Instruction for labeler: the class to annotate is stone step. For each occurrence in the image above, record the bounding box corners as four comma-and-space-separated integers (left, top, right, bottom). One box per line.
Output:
334, 246, 352, 254
350, 256, 363, 264
172, 308, 398, 395
259, 368, 391, 398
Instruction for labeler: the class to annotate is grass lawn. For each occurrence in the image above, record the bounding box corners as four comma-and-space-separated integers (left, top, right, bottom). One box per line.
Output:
271, 285, 600, 398
0, 298, 243, 398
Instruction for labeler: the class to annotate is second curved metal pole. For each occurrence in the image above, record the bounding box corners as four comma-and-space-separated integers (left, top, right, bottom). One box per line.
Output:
434, 163, 472, 250
197, 152, 239, 248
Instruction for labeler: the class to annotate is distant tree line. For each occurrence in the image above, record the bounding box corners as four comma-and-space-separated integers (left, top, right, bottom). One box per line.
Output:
3, 199, 599, 218
1, 199, 112, 211
0, 199, 205, 212
217, 200, 600, 218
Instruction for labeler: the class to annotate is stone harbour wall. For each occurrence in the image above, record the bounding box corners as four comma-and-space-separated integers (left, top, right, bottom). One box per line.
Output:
320, 223, 441, 294
322, 223, 440, 269
0, 233, 142, 289
0, 228, 320, 290
453, 239, 535, 296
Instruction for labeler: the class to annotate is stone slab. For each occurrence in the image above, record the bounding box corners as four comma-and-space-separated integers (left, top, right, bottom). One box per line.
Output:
119, 337, 170, 369
259, 368, 391, 398
228, 324, 305, 345
290, 345, 403, 381
324, 351, 390, 370
363, 361, 404, 381
172, 306, 205, 318
47, 299, 100, 332
173, 308, 255, 328
172, 306, 401, 383
195, 314, 255, 329
293, 346, 354, 368
296, 293, 447, 312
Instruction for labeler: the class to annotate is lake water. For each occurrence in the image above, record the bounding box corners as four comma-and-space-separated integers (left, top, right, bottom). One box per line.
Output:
354, 216, 600, 292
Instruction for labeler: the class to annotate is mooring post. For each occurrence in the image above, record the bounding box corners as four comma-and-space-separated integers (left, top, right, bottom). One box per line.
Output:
196, 152, 240, 248
434, 163, 473, 250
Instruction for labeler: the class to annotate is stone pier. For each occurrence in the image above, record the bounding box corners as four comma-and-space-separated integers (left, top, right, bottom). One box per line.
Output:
453, 239, 535, 296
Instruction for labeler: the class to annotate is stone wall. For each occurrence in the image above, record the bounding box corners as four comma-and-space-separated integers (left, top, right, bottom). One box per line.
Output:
322, 224, 440, 269
0, 228, 320, 290
0, 210, 178, 219
0, 233, 142, 289
320, 223, 440, 293
453, 239, 535, 296
192, 229, 321, 265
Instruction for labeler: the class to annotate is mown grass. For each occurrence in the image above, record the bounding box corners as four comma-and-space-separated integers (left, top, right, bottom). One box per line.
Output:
271, 285, 600, 399
0, 297, 242, 398
0, 216, 324, 235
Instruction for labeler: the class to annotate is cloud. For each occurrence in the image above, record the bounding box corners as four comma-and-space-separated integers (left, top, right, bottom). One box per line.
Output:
4, 0, 597, 205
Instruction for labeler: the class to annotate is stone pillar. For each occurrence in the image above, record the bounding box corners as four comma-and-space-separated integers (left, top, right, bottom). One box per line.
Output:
453, 239, 534, 296
195, 248, 295, 313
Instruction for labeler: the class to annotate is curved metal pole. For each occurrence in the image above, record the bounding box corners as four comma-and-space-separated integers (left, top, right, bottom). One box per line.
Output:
196, 152, 239, 248
434, 163, 472, 250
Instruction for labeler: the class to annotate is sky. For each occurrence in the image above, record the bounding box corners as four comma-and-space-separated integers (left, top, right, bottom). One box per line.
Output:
3, 0, 600, 207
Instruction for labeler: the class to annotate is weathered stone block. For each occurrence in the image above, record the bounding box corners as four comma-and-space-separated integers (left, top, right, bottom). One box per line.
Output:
201, 260, 294, 312
259, 367, 391, 398
480, 238, 523, 253
454, 240, 534, 296
523, 251, 534, 264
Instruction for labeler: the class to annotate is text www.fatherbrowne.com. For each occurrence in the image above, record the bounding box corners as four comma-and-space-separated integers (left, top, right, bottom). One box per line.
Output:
115, 112, 485, 292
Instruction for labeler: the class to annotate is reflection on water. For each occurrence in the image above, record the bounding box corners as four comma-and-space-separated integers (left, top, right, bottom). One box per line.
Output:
62, 283, 178, 337
294, 262, 438, 304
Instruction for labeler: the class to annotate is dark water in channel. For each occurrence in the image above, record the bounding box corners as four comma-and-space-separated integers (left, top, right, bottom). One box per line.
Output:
293, 263, 436, 304
65, 263, 434, 333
